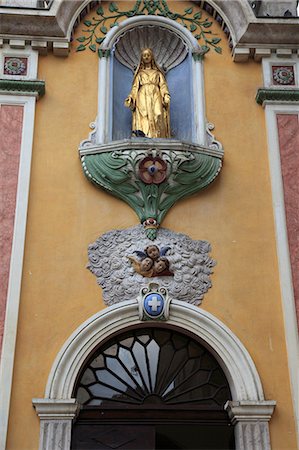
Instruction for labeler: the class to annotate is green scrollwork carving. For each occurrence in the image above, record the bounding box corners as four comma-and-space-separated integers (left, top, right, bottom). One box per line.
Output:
76, 0, 222, 57
81, 142, 222, 238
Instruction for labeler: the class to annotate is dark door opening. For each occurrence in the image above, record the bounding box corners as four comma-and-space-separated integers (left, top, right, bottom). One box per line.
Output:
72, 422, 235, 449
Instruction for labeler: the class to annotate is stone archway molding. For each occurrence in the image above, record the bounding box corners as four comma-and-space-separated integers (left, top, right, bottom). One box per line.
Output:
1, 0, 298, 60
33, 299, 275, 450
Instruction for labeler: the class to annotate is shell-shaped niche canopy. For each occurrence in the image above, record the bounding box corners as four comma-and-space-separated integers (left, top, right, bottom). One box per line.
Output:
114, 25, 189, 73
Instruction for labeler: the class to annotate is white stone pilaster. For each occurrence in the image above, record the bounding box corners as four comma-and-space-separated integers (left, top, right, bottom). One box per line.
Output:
96, 53, 110, 144
234, 421, 271, 450
33, 399, 80, 450
192, 53, 206, 145
225, 400, 276, 450
39, 420, 72, 450
0, 93, 37, 450
263, 102, 299, 448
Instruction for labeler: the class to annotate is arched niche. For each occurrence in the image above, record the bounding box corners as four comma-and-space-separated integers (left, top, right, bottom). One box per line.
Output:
95, 16, 207, 145
33, 300, 276, 450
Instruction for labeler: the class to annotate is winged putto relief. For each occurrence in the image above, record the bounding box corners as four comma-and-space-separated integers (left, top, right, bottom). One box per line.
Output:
87, 226, 216, 306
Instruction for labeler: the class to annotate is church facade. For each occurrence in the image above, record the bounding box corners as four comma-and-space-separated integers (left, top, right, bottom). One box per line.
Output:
0, 1, 299, 449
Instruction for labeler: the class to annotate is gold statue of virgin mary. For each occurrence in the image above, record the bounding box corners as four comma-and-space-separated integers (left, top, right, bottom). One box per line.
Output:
124, 48, 171, 138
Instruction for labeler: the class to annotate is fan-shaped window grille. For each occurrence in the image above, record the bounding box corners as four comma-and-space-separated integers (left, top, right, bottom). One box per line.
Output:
74, 327, 231, 409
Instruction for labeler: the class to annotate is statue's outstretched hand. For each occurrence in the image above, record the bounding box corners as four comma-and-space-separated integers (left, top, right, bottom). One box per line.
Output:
124, 96, 135, 111
163, 94, 170, 107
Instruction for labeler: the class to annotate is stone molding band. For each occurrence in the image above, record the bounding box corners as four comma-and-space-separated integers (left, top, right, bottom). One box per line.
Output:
225, 400, 276, 424
0, 79, 45, 98
256, 88, 299, 106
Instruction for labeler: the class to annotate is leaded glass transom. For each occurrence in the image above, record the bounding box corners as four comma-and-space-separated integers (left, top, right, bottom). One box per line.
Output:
74, 328, 231, 409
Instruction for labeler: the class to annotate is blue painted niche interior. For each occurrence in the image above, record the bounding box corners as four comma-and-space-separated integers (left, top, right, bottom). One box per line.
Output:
112, 52, 193, 142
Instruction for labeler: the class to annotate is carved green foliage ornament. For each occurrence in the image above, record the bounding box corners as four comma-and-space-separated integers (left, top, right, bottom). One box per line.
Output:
76, 0, 222, 56
81, 141, 223, 239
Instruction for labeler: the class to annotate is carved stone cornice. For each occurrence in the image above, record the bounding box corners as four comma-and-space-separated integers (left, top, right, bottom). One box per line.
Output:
256, 87, 299, 106
0, 78, 45, 98
0, 1, 298, 58
225, 400, 276, 424
79, 138, 224, 158
32, 398, 80, 420
0, 0, 80, 38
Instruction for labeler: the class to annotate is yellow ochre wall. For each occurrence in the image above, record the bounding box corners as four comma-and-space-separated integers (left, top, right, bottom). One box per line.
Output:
6, 1, 297, 449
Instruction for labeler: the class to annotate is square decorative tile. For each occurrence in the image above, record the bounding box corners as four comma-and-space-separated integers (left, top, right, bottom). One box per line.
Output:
272, 65, 295, 85
3, 56, 28, 76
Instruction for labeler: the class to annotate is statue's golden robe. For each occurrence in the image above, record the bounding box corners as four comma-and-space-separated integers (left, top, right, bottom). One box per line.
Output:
129, 68, 170, 138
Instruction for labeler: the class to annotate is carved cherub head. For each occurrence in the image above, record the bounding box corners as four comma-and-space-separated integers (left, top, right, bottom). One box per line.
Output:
140, 257, 154, 272
145, 245, 160, 261
128, 245, 172, 278
127, 255, 154, 277
154, 257, 169, 274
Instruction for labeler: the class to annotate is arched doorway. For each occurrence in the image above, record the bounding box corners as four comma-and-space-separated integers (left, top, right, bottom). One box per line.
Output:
33, 300, 275, 450
71, 326, 235, 449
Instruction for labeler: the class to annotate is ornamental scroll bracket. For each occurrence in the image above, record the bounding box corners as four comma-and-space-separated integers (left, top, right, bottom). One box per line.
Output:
79, 138, 223, 239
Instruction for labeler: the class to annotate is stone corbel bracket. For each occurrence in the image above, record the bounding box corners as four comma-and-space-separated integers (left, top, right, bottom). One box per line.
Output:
79, 139, 223, 238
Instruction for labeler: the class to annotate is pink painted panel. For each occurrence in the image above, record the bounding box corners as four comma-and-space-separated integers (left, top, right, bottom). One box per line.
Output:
277, 114, 299, 328
0, 104, 24, 357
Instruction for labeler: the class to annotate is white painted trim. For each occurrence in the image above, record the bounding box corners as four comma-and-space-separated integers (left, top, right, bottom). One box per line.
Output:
192, 56, 206, 145
96, 55, 108, 144
264, 103, 299, 447
0, 94, 36, 450
0, 45, 38, 80
262, 54, 299, 88
44, 300, 264, 401
96, 15, 206, 146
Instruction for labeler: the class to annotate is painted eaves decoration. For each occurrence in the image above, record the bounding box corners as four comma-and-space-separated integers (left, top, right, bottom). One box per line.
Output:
76, 0, 222, 57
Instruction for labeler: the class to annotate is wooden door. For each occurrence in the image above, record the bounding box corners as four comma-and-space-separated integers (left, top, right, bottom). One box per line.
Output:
72, 424, 155, 449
